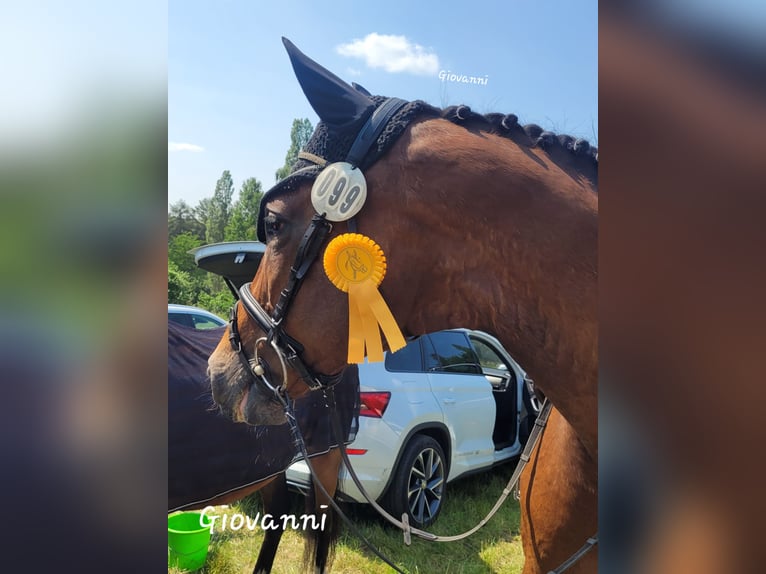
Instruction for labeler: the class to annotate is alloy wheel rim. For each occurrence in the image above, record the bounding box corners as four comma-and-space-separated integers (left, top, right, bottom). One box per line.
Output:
406, 447, 445, 524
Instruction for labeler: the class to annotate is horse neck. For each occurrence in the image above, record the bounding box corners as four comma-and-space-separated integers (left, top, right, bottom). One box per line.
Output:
377, 119, 598, 455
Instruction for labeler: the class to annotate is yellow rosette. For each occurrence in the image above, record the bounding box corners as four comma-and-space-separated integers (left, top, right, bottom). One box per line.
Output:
323, 233, 406, 363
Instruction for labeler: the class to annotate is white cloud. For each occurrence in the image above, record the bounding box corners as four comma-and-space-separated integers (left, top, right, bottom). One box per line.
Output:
337, 33, 439, 76
168, 142, 204, 153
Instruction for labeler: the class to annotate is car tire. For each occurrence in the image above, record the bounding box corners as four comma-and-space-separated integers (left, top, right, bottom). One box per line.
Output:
384, 435, 447, 529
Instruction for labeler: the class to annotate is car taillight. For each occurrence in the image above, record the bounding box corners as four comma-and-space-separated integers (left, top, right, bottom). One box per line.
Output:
346, 448, 368, 455
359, 391, 391, 418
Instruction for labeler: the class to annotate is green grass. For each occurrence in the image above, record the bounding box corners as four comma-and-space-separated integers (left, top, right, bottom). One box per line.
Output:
169, 463, 524, 573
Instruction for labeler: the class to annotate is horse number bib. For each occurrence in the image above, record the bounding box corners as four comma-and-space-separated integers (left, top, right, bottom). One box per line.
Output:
311, 162, 367, 222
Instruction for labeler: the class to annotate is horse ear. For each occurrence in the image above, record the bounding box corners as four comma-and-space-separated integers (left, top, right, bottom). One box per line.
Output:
351, 82, 372, 96
282, 37, 374, 127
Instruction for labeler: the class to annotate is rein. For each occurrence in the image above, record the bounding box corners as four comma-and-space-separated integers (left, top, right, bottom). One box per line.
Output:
331, 393, 556, 543
276, 388, 408, 574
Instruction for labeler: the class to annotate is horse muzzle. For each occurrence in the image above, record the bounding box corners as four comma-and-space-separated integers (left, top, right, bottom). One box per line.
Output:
208, 355, 286, 426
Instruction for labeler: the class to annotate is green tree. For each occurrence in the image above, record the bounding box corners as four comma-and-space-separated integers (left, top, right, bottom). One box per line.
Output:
168, 231, 208, 304
194, 197, 213, 235
168, 260, 194, 305
275, 118, 313, 182
225, 177, 263, 241
168, 232, 203, 276
197, 289, 236, 318
205, 170, 235, 244
168, 199, 205, 240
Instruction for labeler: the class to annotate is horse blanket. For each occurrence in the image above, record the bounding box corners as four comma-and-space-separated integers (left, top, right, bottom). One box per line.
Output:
168, 322, 359, 511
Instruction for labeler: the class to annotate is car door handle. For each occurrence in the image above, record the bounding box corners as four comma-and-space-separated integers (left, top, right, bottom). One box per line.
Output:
442, 398, 456, 405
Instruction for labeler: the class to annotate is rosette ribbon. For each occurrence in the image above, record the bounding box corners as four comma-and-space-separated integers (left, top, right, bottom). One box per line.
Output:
323, 233, 406, 363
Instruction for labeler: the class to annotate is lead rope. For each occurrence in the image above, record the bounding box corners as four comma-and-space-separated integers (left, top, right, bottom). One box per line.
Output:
326, 387, 553, 543
284, 386, 595, 572
326, 391, 597, 572
548, 535, 599, 574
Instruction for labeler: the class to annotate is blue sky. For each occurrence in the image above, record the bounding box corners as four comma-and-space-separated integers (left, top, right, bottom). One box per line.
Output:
169, 0, 598, 207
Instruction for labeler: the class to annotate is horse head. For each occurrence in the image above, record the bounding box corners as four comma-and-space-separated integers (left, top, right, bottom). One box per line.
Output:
208, 38, 405, 425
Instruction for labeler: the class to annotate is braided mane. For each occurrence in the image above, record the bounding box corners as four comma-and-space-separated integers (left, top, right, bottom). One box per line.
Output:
437, 104, 598, 185
277, 96, 598, 203
360, 96, 598, 186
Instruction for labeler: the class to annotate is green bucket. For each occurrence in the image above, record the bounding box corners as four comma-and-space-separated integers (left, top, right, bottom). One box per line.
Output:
168, 511, 211, 571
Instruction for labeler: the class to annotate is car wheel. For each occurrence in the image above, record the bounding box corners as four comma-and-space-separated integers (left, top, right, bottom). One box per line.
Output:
385, 435, 447, 529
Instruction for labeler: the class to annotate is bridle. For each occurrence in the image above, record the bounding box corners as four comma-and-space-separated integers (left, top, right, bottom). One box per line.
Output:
227, 97, 408, 399
228, 213, 337, 396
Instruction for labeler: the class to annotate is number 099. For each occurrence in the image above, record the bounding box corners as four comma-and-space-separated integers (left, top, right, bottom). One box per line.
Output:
311, 163, 367, 221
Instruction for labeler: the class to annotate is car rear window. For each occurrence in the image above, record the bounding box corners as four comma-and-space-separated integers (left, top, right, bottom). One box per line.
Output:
192, 314, 224, 330
384, 338, 423, 372
168, 312, 194, 329
168, 311, 224, 330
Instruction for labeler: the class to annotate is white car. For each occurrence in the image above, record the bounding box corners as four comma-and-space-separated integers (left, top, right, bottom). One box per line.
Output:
287, 328, 539, 528
168, 304, 226, 330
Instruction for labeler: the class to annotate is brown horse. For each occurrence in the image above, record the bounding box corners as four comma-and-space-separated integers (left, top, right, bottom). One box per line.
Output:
209, 38, 597, 573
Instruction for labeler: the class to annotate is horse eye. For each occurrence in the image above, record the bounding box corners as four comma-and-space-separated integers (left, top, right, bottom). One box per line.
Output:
264, 216, 284, 239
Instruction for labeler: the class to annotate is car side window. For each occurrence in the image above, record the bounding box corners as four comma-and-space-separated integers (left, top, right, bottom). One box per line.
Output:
422, 336, 440, 372
426, 332, 483, 374
168, 312, 194, 328
192, 314, 223, 330
385, 338, 424, 372
471, 338, 517, 384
